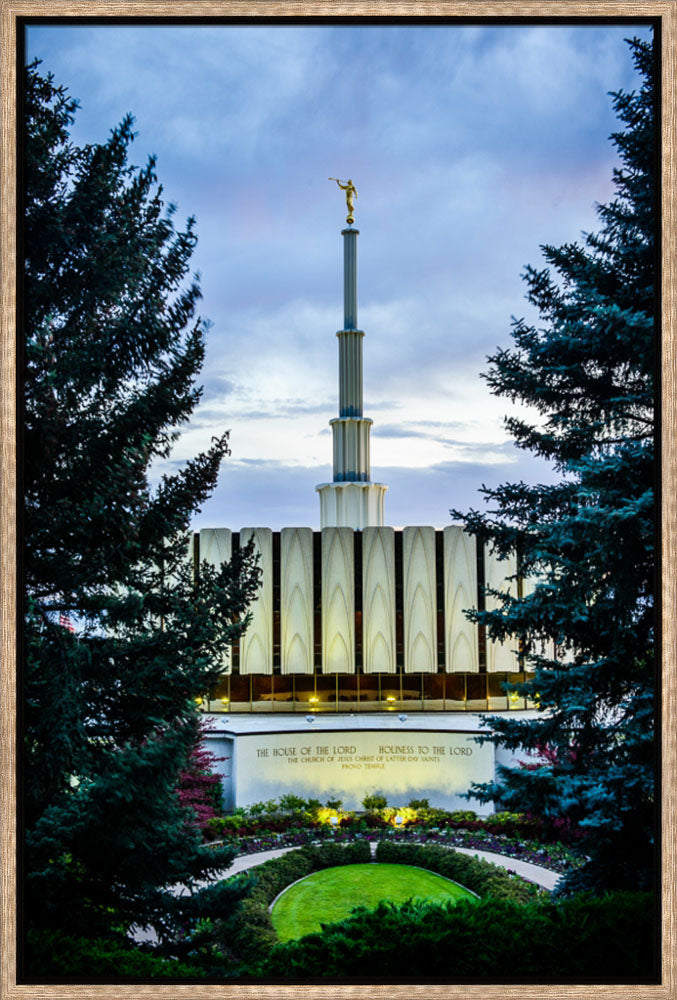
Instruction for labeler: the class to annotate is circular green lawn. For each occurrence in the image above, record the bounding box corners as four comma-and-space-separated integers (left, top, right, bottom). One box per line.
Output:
270, 863, 476, 941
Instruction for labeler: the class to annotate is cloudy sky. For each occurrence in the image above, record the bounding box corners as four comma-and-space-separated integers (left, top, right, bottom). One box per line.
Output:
26, 20, 653, 530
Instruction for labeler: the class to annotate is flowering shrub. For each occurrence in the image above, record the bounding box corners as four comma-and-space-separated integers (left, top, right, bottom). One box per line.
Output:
178, 721, 225, 829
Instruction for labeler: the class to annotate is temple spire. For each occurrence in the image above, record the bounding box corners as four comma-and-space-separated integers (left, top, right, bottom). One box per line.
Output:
316, 185, 387, 529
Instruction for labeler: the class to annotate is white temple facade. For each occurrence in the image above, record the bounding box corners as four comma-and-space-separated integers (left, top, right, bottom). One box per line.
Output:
198, 197, 540, 811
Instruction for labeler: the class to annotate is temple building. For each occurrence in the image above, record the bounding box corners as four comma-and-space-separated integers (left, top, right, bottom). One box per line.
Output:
198, 188, 539, 811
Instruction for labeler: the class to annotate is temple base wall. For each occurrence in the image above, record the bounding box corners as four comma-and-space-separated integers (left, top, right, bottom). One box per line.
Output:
203, 712, 531, 813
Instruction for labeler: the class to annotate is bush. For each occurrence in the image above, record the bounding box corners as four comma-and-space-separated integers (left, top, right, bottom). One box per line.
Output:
277, 794, 309, 812
25, 929, 210, 979
311, 840, 371, 869
247, 799, 280, 817
361, 811, 388, 829
362, 792, 388, 810
278, 794, 323, 814
259, 891, 656, 981
447, 809, 477, 822
374, 842, 542, 903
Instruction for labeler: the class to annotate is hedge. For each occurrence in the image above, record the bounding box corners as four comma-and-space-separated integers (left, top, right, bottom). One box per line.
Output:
259, 890, 656, 982
229, 840, 372, 963
375, 841, 543, 904
231, 839, 545, 967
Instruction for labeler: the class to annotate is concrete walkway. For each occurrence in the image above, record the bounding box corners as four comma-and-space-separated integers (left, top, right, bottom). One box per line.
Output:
210, 840, 562, 891
452, 845, 561, 891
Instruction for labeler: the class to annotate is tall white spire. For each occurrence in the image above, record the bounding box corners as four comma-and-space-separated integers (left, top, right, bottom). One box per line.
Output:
316, 194, 387, 529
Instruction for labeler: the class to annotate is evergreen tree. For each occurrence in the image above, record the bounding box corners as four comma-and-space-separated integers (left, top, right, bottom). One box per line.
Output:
452, 38, 656, 895
22, 61, 260, 966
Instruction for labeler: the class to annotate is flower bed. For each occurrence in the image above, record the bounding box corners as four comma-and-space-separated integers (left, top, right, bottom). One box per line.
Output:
208, 825, 579, 875
204, 797, 584, 875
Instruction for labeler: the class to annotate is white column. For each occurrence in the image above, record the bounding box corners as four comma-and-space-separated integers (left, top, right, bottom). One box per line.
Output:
321, 527, 355, 674
199, 528, 232, 569
280, 527, 314, 674
362, 526, 396, 673
484, 545, 519, 672
199, 528, 232, 672
403, 526, 437, 673
444, 526, 479, 673
239, 528, 273, 675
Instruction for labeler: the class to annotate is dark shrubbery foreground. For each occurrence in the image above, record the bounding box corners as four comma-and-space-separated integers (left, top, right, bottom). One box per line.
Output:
24, 929, 210, 980
260, 891, 656, 982
25, 844, 656, 983
227, 844, 655, 982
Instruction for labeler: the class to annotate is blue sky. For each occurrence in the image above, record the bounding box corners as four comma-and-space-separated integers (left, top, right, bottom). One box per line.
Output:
26, 22, 653, 530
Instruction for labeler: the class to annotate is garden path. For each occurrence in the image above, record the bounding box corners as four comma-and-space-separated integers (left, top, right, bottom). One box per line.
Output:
214, 841, 562, 891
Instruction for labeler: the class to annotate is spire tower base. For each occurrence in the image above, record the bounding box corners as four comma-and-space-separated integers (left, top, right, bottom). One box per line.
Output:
316, 482, 387, 530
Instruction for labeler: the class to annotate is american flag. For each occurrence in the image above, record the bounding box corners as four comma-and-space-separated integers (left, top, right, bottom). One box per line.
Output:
59, 613, 75, 633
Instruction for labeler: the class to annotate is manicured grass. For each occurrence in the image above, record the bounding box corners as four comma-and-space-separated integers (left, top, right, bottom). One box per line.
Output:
270, 863, 476, 941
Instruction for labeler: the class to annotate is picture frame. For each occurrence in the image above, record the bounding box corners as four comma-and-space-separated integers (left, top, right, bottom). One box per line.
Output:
1, 3, 675, 998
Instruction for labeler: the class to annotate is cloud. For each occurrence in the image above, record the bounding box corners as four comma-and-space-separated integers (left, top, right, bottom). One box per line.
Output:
189, 446, 561, 531
25, 22, 653, 528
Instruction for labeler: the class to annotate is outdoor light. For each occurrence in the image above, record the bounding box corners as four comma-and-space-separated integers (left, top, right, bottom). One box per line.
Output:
395, 815, 404, 826
306, 715, 315, 723
386, 695, 396, 702
220, 696, 230, 704
309, 696, 319, 703
398, 714, 408, 722
329, 815, 339, 826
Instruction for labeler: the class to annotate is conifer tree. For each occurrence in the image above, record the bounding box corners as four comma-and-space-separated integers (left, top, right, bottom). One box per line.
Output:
22, 61, 259, 965
452, 38, 656, 895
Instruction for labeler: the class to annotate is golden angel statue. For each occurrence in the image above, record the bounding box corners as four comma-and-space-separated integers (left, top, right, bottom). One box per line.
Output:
329, 177, 358, 224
